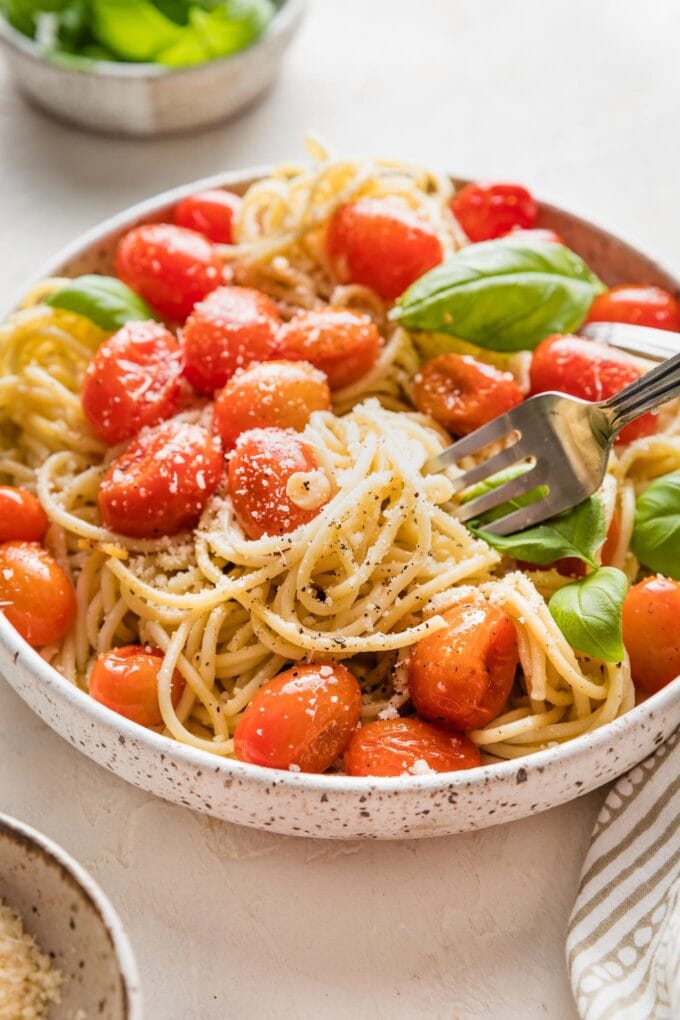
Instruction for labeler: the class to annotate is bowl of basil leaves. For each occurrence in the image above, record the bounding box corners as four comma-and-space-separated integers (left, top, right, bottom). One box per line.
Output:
0, 0, 305, 136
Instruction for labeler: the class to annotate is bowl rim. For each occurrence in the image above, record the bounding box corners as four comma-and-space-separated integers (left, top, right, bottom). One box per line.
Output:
0, 809, 143, 1018
1, 164, 679, 799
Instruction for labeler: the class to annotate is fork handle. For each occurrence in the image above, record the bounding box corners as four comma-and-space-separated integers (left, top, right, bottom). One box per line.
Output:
603, 350, 680, 434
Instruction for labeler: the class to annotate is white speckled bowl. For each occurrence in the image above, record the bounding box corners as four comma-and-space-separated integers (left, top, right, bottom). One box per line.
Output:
1, 169, 679, 839
0, 812, 142, 1018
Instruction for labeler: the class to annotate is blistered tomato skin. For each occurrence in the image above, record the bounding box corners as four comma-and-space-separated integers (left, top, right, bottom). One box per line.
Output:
81, 321, 185, 445
408, 598, 519, 731
622, 576, 680, 696
174, 189, 242, 244
0, 487, 48, 543
181, 285, 281, 394
0, 542, 76, 646
586, 285, 680, 333
89, 645, 185, 728
115, 223, 223, 322
233, 663, 362, 773
326, 197, 443, 301
344, 718, 481, 777
451, 182, 538, 242
98, 420, 224, 538
275, 308, 382, 390
413, 353, 523, 437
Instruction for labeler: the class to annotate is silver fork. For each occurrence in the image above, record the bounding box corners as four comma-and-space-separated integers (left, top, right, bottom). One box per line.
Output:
427, 332, 680, 536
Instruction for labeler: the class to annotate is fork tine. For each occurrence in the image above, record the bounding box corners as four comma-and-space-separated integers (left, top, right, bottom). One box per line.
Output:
425, 414, 515, 473
448, 445, 529, 496
482, 493, 566, 535
455, 463, 547, 523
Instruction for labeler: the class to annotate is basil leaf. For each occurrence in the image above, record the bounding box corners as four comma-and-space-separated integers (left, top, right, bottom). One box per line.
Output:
461, 462, 548, 525
631, 469, 680, 580
46, 275, 158, 331
91, 0, 183, 61
548, 567, 628, 662
392, 236, 605, 352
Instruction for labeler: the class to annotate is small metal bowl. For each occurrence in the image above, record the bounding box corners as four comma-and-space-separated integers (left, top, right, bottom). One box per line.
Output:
0, 812, 142, 1019
0, 0, 305, 137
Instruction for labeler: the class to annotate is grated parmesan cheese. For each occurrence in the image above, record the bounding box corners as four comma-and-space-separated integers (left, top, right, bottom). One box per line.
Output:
0, 899, 62, 1019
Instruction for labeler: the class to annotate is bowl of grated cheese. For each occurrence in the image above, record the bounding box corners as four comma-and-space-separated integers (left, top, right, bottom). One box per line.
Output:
0, 812, 142, 1020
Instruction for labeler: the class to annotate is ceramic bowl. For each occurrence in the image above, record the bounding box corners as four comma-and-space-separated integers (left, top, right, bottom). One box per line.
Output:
0, 811, 142, 1018
0, 0, 305, 137
1, 168, 679, 840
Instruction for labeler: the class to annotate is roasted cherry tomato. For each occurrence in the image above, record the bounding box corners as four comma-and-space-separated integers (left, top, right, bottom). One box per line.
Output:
0, 542, 76, 646
408, 597, 518, 730
115, 223, 222, 322
530, 334, 657, 445
81, 321, 185, 445
326, 197, 443, 301
233, 663, 362, 773
344, 718, 481, 777
181, 285, 280, 394
276, 308, 381, 390
0, 487, 48, 543
451, 182, 538, 242
214, 360, 330, 449
509, 226, 563, 244
622, 576, 680, 696
413, 353, 523, 437
519, 509, 621, 579
98, 420, 223, 538
173, 189, 242, 244
586, 285, 680, 333
228, 427, 330, 540
89, 645, 185, 728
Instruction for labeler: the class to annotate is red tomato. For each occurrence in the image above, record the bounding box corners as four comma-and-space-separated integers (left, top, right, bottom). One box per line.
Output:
326, 197, 443, 301
214, 360, 331, 449
518, 509, 621, 578
228, 427, 329, 540
233, 663, 362, 773
451, 182, 538, 242
0, 487, 48, 543
586, 285, 680, 333
115, 223, 222, 322
275, 309, 381, 390
89, 645, 185, 727
344, 718, 481, 777
408, 598, 518, 730
530, 334, 657, 445
98, 420, 223, 538
81, 321, 185, 445
181, 285, 281, 394
413, 353, 523, 437
0, 542, 76, 646
173, 189, 242, 245
622, 576, 680, 696
509, 226, 563, 244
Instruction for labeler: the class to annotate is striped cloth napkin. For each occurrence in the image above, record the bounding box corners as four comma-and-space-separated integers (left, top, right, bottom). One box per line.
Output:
567, 729, 680, 1019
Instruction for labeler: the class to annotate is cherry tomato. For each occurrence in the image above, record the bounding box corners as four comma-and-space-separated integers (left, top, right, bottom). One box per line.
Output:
233, 663, 362, 773
89, 645, 185, 728
586, 285, 680, 333
98, 420, 223, 538
326, 197, 443, 301
509, 226, 563, 244
519, 509, 621, 578
228, 427, 329, 540
275, 309, 381, 390
81, 321, 185, 446
343, 718, 481, 777
214, 360, 331, 449
181, 285, 281, 395
0, 542, 76, 646
115, 223, 222, 322
173, 189, 242, 244
413, 353, 523, 437
408, 598, 518, 730
622, 576, 680, 696
0, 487, 48, 543
530, 334, 657, 445
451, 182, 538, 242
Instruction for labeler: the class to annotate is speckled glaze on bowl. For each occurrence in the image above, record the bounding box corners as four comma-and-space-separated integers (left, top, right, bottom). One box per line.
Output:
1, 169, 679, 840
0, 812, 142, 1018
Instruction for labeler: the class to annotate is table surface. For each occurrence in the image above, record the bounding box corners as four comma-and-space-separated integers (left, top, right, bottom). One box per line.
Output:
1, 2, 678, 1017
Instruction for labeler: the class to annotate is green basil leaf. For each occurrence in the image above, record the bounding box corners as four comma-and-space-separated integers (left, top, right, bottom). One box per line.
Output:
392, 236, 605, 352
631, 469, 680, 580
461, 462, 548, 525
91, 0, 183, 61
46, 275, 158, 331
548, 566, 629, 662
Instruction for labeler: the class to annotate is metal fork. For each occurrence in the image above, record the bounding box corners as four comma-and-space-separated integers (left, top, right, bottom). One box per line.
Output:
427, 330, 680, 536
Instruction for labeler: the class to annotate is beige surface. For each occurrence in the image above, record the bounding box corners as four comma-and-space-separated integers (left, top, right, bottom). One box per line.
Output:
0, 1, 678, 1016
